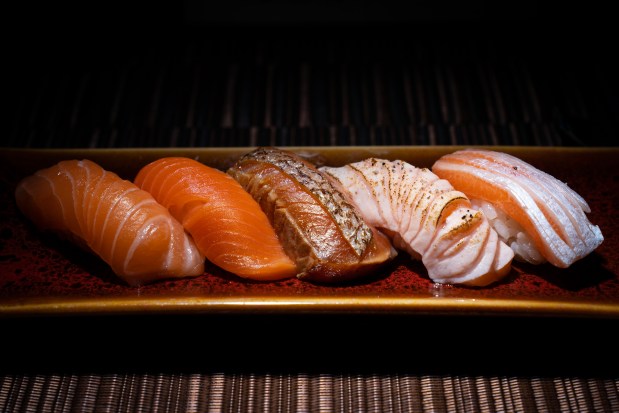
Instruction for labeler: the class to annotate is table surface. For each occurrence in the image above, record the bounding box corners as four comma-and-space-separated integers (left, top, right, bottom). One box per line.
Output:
2, 17, 618, 412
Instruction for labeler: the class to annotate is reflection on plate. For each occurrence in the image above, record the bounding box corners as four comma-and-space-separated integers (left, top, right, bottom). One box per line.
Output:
1, 146, 618, 317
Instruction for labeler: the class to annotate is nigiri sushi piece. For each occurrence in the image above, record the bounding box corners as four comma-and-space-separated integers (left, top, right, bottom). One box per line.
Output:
228, 147, 396, 283
14, 159, 205, 286
432, 149, 604, 267
321, 158, 514, 286
134, 157, 297, 280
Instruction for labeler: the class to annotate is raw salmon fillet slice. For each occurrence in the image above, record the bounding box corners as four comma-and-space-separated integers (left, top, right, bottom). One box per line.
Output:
134, 157, 297, 280
15, 159, 205, 286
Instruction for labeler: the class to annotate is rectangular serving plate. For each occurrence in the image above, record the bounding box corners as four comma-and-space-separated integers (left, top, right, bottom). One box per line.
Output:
1, 146, 618, 318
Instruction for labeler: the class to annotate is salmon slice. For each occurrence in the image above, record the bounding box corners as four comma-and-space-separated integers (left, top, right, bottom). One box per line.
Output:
228, 147, 396, 283
432, 149, 604, 267
14, 159, 205, 286
134, 157, 297, 280
321, 158, 513, 286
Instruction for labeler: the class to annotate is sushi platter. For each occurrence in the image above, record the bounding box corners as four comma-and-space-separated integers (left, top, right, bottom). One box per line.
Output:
1, 146, 618, 318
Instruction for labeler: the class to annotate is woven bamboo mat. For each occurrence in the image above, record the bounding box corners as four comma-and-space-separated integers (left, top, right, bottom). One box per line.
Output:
2, 373, 618, 412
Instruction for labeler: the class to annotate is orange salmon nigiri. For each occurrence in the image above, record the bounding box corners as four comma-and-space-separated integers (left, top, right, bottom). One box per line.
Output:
15, 159, 205, 286
432, 149, 604, 268
134, 157, 297, 280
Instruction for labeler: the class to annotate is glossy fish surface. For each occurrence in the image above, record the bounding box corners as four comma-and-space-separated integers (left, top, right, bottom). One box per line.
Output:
15, 159, 204, 286
135, 157, 297, 280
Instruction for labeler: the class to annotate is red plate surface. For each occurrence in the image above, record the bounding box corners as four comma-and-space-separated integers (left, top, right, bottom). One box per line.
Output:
1, 146, 618, 317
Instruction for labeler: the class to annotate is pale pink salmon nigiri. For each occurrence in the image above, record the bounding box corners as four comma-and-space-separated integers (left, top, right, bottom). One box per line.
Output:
14, 159, 205, 286
321, 159, 514, 286
134, 157, 298, 280
432, 149, 604, 268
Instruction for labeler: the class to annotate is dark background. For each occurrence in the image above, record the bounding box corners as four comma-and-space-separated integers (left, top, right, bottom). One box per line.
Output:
4, 1, 618, 147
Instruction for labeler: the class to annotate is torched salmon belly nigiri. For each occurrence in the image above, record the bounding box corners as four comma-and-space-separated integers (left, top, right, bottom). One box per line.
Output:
14, 159, 205, 286
228, 147, 396, 283
134, 157, 297, 280
321, 158, 514, 286
432, 149, 604, 267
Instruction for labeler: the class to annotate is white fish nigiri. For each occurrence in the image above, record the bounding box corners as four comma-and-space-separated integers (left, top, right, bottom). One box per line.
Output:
321, 159, 514, 286
432, 149, 604, 267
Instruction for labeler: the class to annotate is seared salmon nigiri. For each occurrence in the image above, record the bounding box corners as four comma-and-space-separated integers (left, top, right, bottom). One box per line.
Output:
432, 149, 604, 267
321, 158, 514, 286
15, 159, 205, 286
228, 147, 396, 283
135, 157, 297, 280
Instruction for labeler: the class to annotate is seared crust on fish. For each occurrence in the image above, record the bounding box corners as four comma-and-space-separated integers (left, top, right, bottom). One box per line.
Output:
321, 158, 514, 286
228, 147, 396, 282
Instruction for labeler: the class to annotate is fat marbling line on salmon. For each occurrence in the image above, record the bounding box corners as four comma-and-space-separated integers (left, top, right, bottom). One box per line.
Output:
321, 158, 514, 286
14, 159, 205, 286
228, 147, 396, 283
